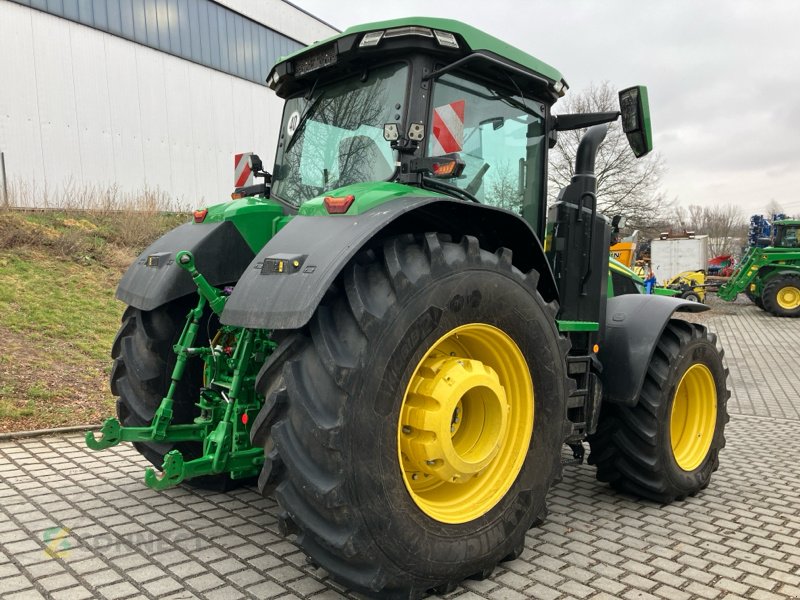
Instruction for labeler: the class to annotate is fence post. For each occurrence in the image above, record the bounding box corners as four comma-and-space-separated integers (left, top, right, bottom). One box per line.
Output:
0, 151, 8, 207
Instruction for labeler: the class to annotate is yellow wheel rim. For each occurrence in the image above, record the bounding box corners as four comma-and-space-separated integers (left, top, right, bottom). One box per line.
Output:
670, 364, 717, 471
397, 323, 533, 524
776, 285, 800, 310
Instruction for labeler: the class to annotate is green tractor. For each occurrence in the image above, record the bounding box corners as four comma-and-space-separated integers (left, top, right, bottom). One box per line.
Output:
87, 18, 729, 598
718, 219, 800, 317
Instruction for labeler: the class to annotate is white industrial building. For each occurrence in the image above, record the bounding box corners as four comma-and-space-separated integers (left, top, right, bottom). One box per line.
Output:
0, 0, 337, 208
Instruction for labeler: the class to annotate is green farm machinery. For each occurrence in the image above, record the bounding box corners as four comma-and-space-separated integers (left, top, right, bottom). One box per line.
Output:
718, 219, 800, 317
87, 18, 729, 598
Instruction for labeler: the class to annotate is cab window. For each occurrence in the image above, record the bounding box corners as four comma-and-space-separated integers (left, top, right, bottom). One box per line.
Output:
429, 73, 546, 219
777, 226, 799, 248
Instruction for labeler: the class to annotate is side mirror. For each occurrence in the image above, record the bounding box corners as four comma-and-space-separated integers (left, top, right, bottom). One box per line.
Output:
249, 154, 263, 172
619, 86, 653, 158
246, 153, 272, 184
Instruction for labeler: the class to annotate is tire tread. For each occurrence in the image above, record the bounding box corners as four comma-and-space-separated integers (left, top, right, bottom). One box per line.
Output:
588, 320, 730, 503
250, 234, 568, 597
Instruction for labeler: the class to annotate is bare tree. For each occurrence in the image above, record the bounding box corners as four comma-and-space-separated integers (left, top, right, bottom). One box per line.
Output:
486, 161, 522, 213
548, 82, 668, 228
672, 203, 747, 256
672, 204, 706, 232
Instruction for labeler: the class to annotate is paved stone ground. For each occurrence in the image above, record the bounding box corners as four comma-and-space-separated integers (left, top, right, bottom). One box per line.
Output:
708, 300, 800, 421
1, 300, 799, 600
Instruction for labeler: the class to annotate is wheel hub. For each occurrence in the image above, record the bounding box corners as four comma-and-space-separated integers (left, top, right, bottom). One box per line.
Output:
400, 356, 510, 483
670, 363, 717, 471
397, 323, 533, 524
777, 285, 800, 310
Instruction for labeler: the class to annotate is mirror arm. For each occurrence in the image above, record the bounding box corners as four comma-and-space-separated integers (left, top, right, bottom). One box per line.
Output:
553, 111, 620, 131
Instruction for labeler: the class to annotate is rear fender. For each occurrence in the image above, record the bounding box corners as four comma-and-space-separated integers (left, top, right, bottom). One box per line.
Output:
599, 294, 709, 407
221, 197, 557, 330
117, 221, 255, 310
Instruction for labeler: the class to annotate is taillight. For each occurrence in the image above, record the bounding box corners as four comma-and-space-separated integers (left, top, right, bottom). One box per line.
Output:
193, 209, 208, 223
324, 194, 355, 214
431, 160, 461, 177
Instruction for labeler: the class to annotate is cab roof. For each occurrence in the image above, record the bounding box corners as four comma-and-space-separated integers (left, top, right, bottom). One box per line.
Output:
269, 17, 567, 97
343, 18, 563, 83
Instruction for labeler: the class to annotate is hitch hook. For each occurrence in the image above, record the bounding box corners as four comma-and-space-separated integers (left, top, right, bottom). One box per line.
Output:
85, 418, 122, 450
144, 450, 187, 490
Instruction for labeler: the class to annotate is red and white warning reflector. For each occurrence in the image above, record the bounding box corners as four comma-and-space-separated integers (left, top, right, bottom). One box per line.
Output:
234, 152, 254, 188
432, 100, 465, 155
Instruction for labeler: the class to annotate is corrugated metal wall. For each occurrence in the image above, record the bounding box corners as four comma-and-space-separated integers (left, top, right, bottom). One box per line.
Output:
0, 2, 333, 208
7, 0, 304, 87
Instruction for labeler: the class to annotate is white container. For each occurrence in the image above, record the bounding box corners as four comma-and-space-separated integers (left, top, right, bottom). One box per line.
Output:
650, 235, 709, 284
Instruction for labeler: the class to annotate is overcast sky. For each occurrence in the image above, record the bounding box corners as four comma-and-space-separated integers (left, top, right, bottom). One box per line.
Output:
292, 0, 800, 216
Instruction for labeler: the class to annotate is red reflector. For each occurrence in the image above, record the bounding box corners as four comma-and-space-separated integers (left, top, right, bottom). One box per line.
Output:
323, 194, 355, 214
193, 209, 208, 223
241, 413, 249, 425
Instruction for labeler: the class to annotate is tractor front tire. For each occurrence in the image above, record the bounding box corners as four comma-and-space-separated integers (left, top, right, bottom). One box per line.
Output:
762, 275, 800, 317
588, 319, 729, 503
251, 234, 569, 598
111, 301, 243, 490
744, 289, 764, 309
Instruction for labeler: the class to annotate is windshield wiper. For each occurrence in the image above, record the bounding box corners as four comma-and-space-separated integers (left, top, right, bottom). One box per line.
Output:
422, 177, 480, 203
284, 90, 326, 155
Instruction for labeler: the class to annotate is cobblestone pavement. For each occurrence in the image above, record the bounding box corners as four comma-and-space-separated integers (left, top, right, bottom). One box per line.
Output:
1, 301, 799, 600
708, 301, 800, 421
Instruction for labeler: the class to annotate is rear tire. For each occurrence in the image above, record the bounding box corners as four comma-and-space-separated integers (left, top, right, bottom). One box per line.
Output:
762, 275, 800, 317
251, 234, 569, 598
588, 319, 729, 503
111, 300, 244, 490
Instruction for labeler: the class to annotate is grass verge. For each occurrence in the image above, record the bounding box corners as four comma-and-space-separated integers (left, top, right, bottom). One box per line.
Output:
0, 208, 187, 431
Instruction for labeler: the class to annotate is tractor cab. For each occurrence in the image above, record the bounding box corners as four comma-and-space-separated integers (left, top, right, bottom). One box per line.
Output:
772, 220, 800, 248
266, 18, 649, 238
267, 18, 566, 235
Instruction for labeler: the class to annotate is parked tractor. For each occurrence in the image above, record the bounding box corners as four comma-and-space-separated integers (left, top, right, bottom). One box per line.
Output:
718, 219, 800, 317
86, 18, 729, 598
